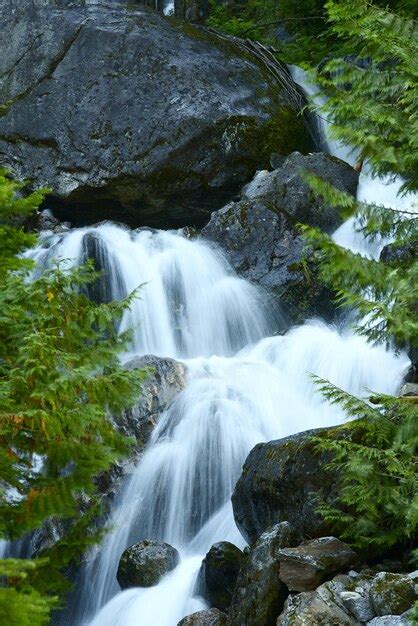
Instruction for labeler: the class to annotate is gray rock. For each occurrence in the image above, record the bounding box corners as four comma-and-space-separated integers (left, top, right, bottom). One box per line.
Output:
116, 539, 180, 588
229, 522, 301, 626
118, 355, 186, 443
177, 608, 227, 626
95, 354, 186, 499
369, 572, 417, 617
277, 585, 357, 625
198, 542, 244, 611
367, 617, 410, 625
340, 587, 375, 622
399, 383, 418, 398
277, 537, 357, 592
202, 152, 358, 324
232, 426, 347, 544
0, 1, 313, 228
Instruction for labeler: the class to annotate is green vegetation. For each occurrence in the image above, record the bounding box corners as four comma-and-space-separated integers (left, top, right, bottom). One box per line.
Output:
296, 1, 418, 554
207, 0, 418, 64
0, 171, 147, 624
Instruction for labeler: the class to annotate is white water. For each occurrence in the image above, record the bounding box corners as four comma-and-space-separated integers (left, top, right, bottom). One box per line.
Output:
30, 225, 274, 360
23, 70, 412, 626
29, 220, 408, 625
290, 65, 417, 258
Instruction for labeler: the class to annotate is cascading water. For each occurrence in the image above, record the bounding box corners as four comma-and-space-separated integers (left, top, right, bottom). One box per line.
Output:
24, 69, 413, 626
290, 65, 417, 258
29, 215, 409, 626
30, 224, 275, 360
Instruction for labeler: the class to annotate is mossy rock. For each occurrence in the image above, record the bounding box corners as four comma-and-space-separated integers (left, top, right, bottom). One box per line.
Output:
369, 572, 417, 616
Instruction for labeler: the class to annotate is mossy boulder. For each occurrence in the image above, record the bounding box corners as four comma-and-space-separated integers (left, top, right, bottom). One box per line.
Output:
231, 425, 353, 545
369, 572, 417, 616
116, 539, 180, 588
0, 1, 313, 228
198, 542, 244, 611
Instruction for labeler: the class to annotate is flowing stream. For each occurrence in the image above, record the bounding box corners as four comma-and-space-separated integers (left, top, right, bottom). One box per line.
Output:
25, 70, 414, 626
33, 228, 409, 624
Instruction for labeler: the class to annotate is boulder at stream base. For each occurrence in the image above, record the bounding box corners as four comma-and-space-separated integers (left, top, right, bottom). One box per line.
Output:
232, 427, 344, 545
116, 539, 180, 588
201, 152, 358, 324
228, 522, 301, 626
276, 537, 356, 592
177, 608, 228, 625
198, 542, 244, 611
276, 570, 418, 625
0, 0, 313, 228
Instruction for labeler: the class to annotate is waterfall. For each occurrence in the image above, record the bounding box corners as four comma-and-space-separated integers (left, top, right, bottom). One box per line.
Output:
28, 216, 409, 625
22, 70, 413, 626
28, 224, 275, 361
290, 65, 417, 258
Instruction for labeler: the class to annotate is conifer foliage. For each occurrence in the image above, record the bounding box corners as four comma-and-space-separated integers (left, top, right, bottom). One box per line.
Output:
0, 171, 147, 624
299, 1, 418, 553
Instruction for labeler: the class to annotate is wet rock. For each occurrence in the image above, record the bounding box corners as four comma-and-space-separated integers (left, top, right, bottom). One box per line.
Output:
232, 426, 347, 544
198, 542, 244, 611
94, 355, 186, 500
202, 152, 358, 324
117, 355, 186, 444
369, 572, 417, 616
0, 1, 313, 229
177, 608, 227, 625
116, 539, 180, 589
277, 537, 356, 592
229, 522, 301, 626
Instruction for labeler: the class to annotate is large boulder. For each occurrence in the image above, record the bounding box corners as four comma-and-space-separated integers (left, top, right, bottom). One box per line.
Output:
232, 427, 346, 545
0, 1, 313, 228
198, 542, 244, 611
116, 539, 180, 588
201, 152, 358, 323
229, 522, 300, 626
276, 537, 356, 592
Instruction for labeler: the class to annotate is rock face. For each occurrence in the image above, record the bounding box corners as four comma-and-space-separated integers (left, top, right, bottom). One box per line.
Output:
116, 539, 179, 589
202, 152, 358, 323
276, 537, 356, 592
198, 542, 244, 611
116, 355, 187, 443
0, 1, 313, 228
229, 522, 300, 626
232, 427, 344, 544
94, 354, 186, 499
177, 608, 227, 626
